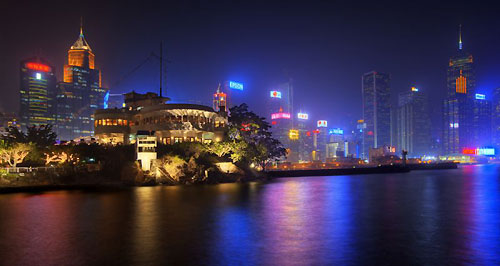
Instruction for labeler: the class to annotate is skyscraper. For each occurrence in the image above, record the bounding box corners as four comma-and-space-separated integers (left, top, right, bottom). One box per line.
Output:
396, 87, 431, 157
19, 57, 57, 129
55, 24, 107, 140
362, 71, 391, 160
493, 88, 500, 150
267, 81, 293, 161
442, 26, 486, 154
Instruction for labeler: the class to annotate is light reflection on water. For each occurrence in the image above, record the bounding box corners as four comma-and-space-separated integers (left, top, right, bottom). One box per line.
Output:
0, 165, 500, 265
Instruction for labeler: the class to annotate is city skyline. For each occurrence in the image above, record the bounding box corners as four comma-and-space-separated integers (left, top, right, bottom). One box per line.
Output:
3, 1, 500, 131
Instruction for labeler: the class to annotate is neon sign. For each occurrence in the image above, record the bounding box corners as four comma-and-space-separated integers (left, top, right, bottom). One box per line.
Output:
411, 87, 419, 92
297, 113, 308, 120
289, 129, 299, 140
462, 148, 496, 156
450, 123, 459, 128
35, 73, 42, 80
271, 112, 291, 120
25, 62, 51, 72
229, 81, 243, 90
475, 93, 486, 100
317, 120, 327, 127
270, 91, 281, 98
103, 91, 110, 109
477, 148, 495, 156
329, 128, 344, 135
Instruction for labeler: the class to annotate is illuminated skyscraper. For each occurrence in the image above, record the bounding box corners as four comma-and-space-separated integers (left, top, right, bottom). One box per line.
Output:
362, 71, 391, 160
396, 87, 431, 157
447, 26, 475, 97
267, 81, 294, 161
55, 24, 107, 140
493, 88, 500, 149
442, 26, 481, 154
19, 57, 57, 129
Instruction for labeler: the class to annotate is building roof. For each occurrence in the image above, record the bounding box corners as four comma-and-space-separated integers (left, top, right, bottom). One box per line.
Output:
70, 26, 92, 51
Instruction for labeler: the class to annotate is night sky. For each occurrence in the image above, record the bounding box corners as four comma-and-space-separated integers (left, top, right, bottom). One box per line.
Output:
2, 0, 500, 133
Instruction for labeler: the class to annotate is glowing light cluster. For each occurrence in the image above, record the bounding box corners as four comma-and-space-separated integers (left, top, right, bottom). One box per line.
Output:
103, 91, 110, 109
270, 90, 281, 98
455, 71, 467, 94
26, 62, 51, 72
289, 129, 299, 140
297, 113, 308, 120
271, 112, 291, 120
411, 87, 419, 92
317, 120, 327, 127
450, 123, 459, 128
475, 93, 486, 100
328, 128, 344, 135
229, 81, 243, 90
462, 148, 495, 156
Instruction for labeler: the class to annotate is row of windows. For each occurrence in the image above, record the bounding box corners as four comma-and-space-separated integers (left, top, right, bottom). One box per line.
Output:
95, 119, 133, 127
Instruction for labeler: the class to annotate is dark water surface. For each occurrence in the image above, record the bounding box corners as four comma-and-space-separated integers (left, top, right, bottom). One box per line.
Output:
1, 165, 500, 266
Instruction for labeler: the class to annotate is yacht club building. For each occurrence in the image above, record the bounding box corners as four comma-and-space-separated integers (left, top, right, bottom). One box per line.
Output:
94, 91, 227, 145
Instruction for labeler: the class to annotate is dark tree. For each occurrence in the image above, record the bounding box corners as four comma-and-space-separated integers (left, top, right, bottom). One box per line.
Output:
26, 125, 57, 148
3, 125, 57, 149
228, 104, 286, 167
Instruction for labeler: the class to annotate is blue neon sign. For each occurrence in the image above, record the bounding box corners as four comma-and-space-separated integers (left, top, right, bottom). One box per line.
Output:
103, 91, 110, 109
229, 81, 243, 91
328, 128, 344, 135
475, 93, 486, 100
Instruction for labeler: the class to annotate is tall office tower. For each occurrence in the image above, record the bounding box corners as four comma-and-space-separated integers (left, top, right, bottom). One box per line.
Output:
362, 71, 391, 160
472, 94, 492, 147
396, 87, 431, 157
270, 107, 292, 159
267, 82, 293, 161
19, 57, 57, 130
295, 112, 312, 162
55, 24, 107, 140
442, 26, 479, 154
493, 88, 500, 150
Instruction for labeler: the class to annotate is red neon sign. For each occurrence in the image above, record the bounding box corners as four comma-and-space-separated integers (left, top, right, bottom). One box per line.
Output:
462, 148, 476, 155
271, 112, 291, 120
25, 62, 51, 72
313, 129, 320, 134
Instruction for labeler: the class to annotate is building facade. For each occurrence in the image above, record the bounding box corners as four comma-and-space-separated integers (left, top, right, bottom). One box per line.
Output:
441, 27, 492, 155
55, 26, 107, 140
493, 88, 500, 150
362, 71, 391, 160
19, 57, 57, 129
94, 91, 227, 145
396, 87, 431, 157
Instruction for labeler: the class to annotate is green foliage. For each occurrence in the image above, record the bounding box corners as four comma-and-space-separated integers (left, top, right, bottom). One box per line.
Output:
226, 104, 287, 167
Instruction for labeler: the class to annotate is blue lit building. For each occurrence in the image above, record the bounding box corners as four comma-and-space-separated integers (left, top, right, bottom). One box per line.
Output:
396, 87, 431, 157
442, 26, 491, 154
55, 25, 108, 140
362, 71, 391, 160
493, 88, 500, 150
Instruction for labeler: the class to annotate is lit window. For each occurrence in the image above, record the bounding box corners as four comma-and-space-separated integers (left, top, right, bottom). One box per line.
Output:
36, 73, 42, 80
